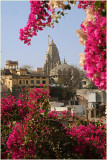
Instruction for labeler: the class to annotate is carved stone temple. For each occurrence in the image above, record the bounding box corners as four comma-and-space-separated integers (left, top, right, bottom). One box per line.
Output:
42, 39, 61, 75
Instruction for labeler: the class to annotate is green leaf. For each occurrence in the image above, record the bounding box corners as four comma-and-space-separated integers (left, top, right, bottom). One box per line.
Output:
57, 11, 61, 14
94, 1, 102, 12
100, 10, 106, 17
69, 1, 74, 4
61, 12, 64, 16
55, 20, 59, 23
64, 4, 71, 10
57, 15, 61, 19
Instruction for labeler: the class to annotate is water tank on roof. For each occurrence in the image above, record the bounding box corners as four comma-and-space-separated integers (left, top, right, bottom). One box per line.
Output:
88, 92, 96, 103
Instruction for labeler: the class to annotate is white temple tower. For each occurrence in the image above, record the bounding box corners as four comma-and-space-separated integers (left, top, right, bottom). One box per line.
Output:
42, 39, 61, 75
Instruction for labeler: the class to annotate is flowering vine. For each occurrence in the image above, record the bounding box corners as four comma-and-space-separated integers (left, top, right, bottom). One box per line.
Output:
19, 1, 53, 45
1, 88, 106, 159
76, 1, 106, 89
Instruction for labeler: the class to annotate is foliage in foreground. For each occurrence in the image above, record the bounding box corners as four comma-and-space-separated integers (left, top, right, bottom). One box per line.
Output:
1, 88, 106, 159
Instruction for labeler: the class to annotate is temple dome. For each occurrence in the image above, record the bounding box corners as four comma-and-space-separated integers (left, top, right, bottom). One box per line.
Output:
50, 60, 72, 76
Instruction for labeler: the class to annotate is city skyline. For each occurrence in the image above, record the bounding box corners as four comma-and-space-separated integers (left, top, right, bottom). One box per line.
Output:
1, 1, 86, 70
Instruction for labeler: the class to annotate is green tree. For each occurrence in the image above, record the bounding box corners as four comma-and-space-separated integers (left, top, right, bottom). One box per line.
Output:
57, 65, 86, 89
87, 81, 98, 89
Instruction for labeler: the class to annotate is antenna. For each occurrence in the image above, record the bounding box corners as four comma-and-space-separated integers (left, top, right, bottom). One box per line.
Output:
48, 35, 52, 45
48, 35, 50, 45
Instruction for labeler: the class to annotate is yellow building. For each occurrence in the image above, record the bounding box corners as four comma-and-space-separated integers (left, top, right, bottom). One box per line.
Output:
1, 61, 49, 96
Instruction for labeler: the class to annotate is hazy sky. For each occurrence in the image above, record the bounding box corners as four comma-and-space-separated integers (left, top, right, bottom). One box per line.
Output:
1, 1, 86, 70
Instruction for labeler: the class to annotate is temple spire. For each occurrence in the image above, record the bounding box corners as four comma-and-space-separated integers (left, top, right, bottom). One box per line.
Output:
48, 35, 50, 46
43, 39, 61, 75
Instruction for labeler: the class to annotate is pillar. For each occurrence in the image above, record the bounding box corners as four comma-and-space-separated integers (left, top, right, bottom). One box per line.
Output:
105, 103, 107, 115
6, 65, 8, 69
88, 109, 92, 120
94, 108, 96, 118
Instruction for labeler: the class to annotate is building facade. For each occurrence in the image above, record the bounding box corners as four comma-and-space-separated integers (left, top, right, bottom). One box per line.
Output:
76, 89, 106, 119
1, 61, 49, 96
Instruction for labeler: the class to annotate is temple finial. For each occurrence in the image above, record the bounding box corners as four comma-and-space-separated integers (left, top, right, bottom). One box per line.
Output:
51, 39, 54, 44
48, 35, 50, 45
48, 35, 53, 45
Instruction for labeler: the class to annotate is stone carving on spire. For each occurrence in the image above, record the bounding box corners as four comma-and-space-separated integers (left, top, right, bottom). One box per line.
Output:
42, 37, 61, 75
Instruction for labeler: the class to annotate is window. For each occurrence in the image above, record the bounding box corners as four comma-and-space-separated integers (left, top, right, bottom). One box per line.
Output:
36, 80, 40, 84
36, 86, 40, 88
31, 80, 34, 84
71, 101, 75, 105
71, 100, 79, 105
42, 77, 46, 79
42, 80, 46, 84
19, 80, 21, 84
26, 80, 28, 84
82, 81, 86, 85
91, 110, 94, 118
75, 101, 79, 105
